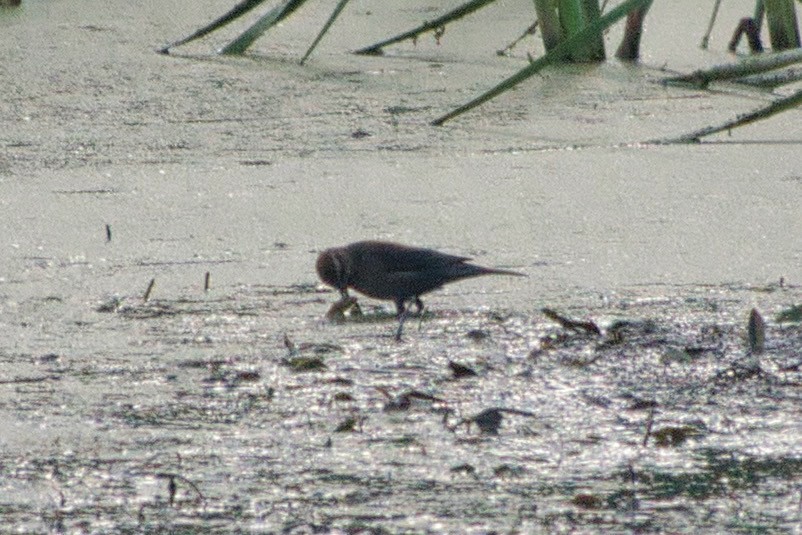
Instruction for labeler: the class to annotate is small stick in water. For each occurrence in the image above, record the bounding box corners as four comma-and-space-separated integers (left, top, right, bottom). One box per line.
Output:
642, 406, 656, 447
143, 278, 156, 302
204, 272, 210, 292
105, 224, 112, 242
542, 308, 601, 335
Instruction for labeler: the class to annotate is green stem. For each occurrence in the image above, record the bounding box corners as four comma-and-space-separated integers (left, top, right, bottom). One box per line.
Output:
432, 0, 651, 125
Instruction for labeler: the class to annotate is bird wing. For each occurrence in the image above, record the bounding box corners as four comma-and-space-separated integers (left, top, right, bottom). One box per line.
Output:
363, 242, 470, 274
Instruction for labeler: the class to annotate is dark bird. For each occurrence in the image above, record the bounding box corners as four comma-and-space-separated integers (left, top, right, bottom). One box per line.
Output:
316, 241, 524, 338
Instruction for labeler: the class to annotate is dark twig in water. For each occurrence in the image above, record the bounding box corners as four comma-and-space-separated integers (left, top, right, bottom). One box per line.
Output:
354, 0, 497, 55
0, 375, 54, 385
204, 271, 210, 292
167, 475, 176, 505
143, 278, 156, 302
105, 224, 112, 242
452, 407, 536, 435
448, 360, 478, 379
155, 472, 206, 506
283, 333, 298, 356
542, 308, 601, 335
748, 308, 766, 354
656, 85, 802, 143
334, 415, 364, 432
496, 20, 539, 57
642, 406, 655, 447
378, 388, 445, 411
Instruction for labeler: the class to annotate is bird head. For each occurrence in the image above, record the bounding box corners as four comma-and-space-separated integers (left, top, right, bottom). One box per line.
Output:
316, 247, 351, 297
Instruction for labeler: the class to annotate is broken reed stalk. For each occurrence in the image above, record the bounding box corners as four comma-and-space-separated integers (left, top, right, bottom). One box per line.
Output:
542, 307, 601, 335
665, 48, 802, 88
158, 0, 268, 53
204, 271, 211, 292
736, 66, 802, 88
701, 0, 724, 49
220, 0, 309, 55
143, 278, 156, 302
661, 86, 802, 143
354, 0, 497, 55
300, 0, 351, 65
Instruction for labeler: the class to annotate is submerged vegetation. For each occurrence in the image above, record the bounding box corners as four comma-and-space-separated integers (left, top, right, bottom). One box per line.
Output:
5, 282, 801, 532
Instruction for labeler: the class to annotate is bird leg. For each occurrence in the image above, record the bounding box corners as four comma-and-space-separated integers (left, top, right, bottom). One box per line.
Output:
414, 298, 427, 332
394, 297, 417, 341
393, 296, 427, 340
395, 308, 409, 342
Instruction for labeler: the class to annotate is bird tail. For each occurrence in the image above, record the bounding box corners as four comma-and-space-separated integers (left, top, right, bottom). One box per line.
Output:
485, 268, 529, 277
476, 266, 527, 277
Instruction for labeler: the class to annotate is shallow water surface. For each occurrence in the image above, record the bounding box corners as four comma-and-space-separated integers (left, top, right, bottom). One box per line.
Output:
1, 0, 801, 532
